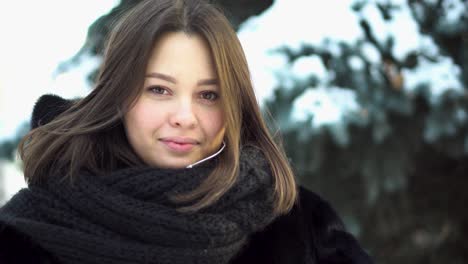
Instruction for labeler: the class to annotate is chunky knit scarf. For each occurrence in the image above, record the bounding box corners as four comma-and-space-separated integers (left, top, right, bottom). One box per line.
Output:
0, 147, 276, 264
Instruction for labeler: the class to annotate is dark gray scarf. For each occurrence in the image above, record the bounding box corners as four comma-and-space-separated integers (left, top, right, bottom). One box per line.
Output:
0, 147, 276, 264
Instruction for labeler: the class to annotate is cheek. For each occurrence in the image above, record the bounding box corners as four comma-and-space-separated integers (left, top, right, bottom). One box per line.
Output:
125, 101, 164, 136
200, 109, 225, 138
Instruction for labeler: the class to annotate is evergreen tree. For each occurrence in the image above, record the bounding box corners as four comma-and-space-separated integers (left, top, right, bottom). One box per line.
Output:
264, 1, 467, 263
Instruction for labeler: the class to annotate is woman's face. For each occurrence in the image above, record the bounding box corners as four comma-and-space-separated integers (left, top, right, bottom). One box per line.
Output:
124, 32, 225, 169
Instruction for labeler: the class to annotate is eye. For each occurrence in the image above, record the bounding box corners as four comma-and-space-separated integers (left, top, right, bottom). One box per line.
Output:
148, 86, 169, 95
200, 91, 219, 101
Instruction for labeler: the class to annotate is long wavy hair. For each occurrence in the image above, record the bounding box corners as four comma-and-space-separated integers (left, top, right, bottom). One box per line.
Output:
18, 0, 297, 214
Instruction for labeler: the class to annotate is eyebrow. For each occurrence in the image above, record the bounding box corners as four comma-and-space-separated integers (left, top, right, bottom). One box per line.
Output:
145, 72, 219, 86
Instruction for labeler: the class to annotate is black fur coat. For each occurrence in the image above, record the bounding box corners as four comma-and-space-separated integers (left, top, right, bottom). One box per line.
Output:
0, 95, 374, 264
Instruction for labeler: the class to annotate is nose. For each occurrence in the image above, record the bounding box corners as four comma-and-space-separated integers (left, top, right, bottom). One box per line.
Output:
169, 99, 197, 128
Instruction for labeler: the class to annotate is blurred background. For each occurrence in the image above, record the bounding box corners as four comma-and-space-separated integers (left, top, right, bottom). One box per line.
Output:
1, 0, 467, 263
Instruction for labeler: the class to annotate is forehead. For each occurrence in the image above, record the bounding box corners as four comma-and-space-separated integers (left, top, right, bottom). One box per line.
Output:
146, 32, 216, 77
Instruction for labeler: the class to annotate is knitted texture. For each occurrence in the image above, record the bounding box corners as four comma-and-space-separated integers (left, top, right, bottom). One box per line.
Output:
0, 146, 276, 264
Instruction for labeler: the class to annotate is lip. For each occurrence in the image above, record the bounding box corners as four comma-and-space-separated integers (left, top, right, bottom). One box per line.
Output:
159, 137, 199, 153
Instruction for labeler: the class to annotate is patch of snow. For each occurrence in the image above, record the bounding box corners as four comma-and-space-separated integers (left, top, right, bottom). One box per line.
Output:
360, 2, 421, 60
238, 0, 362, 106
291, 55, 327, 80
402, 56, 463, 103
292, 86, 359, 126
443, 0, 466, 24
361, 42, 381, 63
0, 160, 26, 204
348, 55, 365, 70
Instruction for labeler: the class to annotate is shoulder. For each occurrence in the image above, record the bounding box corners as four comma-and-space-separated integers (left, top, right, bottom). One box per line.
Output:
231, 186, 374, 264
296, 186, 374, 263
0, 221, 59, 264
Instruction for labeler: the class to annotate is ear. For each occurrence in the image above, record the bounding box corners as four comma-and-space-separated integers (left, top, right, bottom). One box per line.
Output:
31, 94, 74, 129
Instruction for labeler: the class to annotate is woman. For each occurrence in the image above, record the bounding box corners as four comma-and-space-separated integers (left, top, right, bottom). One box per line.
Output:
0, 0, 373, 263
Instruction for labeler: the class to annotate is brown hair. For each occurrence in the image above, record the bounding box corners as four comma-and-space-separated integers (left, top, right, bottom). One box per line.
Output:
18, 0, 297, 214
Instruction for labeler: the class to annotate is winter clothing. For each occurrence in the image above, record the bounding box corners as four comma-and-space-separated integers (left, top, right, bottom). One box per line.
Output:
0, 146, 275, 264
0, 94, 374, 264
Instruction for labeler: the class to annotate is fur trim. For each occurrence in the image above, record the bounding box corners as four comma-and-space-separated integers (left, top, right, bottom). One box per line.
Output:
31, 94, 74, 129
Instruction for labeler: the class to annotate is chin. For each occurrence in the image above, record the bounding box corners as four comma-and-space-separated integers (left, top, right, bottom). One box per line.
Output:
149, 158, 193, 169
